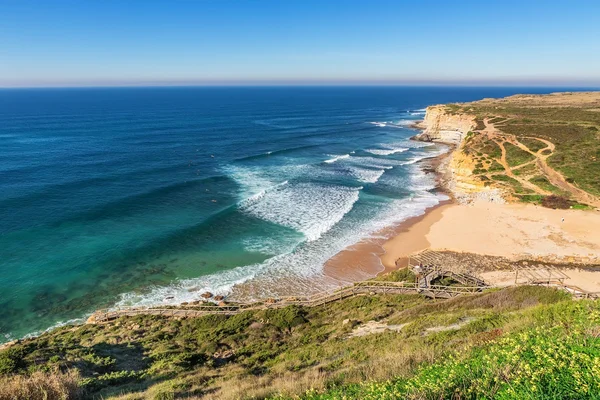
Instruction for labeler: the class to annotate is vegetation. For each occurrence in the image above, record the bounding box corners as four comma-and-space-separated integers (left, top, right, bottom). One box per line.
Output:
541, 195, 573, 209
289, 300, 600, 399
0, 370, 83, 400
0, 282, 585, 399
504, 142, 534, 167
529, 175, 565, 195
491, 174, 530, 194
447, 94, 600, 198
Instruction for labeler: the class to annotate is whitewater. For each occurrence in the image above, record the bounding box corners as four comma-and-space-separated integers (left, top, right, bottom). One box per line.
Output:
0, 86, 550, 342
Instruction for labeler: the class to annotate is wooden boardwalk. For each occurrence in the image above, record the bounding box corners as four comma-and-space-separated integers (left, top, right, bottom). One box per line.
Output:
87, 249, 600, 324
88, 280, 486, 323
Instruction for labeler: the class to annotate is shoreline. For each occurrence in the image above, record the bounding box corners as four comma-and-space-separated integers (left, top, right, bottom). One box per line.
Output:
322, 141, 454, 282
323, 111, 600, 287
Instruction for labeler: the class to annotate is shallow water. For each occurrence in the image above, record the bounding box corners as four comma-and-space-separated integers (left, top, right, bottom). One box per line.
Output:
0, 86, 575, 342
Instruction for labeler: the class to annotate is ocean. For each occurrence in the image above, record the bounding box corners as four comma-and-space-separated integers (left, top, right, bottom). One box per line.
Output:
0, 86, 575, 342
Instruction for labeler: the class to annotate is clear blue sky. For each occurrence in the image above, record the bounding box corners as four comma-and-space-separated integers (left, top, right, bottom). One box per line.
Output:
1, 0, 600, 87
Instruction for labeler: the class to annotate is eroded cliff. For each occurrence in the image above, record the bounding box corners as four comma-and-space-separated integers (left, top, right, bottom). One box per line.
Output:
416, 105, 502, 202
414, 105, 476, 145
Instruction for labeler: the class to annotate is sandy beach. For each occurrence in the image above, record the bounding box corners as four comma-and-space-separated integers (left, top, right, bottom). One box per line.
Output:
381, 200, 600, 267
325, 99, 600, 292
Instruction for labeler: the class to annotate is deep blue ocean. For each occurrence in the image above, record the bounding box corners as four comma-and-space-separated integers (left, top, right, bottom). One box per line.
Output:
0, 86, 581, 342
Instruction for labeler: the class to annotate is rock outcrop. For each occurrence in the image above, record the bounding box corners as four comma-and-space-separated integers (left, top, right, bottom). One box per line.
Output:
413, 105, 476, 145
414, 105, 504, 203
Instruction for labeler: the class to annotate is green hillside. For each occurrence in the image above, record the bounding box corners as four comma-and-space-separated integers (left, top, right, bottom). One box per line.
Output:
3, 277, 598, 400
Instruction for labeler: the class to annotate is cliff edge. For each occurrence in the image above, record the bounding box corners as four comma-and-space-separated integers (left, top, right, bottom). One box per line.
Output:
415, 92, 600, 208
413, 105, 476, 145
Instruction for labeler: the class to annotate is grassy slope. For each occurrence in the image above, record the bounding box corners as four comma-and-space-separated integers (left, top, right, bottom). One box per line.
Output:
1, 282, 591, 400
293, 299, 600, 400
449, 92, 600, 203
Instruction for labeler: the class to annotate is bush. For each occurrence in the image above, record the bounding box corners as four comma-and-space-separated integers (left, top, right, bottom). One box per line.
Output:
376, 268, 416, 283
541, 195, 572, 209
0, 347, 26, 375
263, 306, 308, 333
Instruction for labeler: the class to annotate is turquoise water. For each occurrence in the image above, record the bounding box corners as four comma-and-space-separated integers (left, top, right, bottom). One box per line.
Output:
0, 86, 575, 342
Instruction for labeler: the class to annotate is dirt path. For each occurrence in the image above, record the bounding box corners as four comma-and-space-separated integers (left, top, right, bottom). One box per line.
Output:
482, 120, 600, 207
495, 139, 550, 195
480, 120, 549, 195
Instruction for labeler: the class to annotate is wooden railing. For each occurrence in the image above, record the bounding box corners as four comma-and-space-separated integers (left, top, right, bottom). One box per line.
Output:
87, 281, 487, 323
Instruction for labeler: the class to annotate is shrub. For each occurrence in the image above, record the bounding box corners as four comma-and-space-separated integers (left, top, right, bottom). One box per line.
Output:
541, 195, 572, 209
263, 306, 308, 333
376, 268, 416, 283
0, 347, 26, 375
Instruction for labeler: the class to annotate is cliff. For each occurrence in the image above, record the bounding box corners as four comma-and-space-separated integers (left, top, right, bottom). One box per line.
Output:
413, 105, 476, 145
416, 92, 600, 207
415, 105, 498, 202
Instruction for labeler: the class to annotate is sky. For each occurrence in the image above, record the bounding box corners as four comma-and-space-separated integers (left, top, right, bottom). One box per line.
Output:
1, 0, 600, 87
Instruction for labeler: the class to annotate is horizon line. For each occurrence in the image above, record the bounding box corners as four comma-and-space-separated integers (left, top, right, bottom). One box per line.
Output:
3, 82, 600, 90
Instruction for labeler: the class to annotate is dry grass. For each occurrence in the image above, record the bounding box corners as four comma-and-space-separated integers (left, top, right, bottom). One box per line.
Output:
0, 369, 83, 400
133, 349, 438, 400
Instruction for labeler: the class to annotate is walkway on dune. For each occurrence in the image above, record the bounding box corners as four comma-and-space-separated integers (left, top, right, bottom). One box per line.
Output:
87, 280, 487, 323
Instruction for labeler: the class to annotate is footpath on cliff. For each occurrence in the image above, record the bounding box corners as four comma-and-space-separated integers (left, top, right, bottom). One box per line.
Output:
381, 91, 600, 293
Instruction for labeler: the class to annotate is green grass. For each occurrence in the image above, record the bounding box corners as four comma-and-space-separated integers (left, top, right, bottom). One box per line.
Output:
0, 285, 575, 400
512, 162, 538, 176
488, 117, 508, 124
278, 299, 600, 400
517, 194, 545, 204
504, 142, 535, 167
491, 174, 531, 194
488, 160, 505, 172
529, 175, 565, 195
518, 137, 547, 153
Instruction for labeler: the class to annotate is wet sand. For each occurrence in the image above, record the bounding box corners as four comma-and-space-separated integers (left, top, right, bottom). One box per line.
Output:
323, 200, 453, 281
323, 143, 454, 282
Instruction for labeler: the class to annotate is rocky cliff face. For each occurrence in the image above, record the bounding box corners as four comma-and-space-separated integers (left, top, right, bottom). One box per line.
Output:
414, 105, 476, 145
415, 105, 504, 202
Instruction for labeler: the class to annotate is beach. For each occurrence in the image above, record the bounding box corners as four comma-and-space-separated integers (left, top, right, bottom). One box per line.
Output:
325, 102, 600, 292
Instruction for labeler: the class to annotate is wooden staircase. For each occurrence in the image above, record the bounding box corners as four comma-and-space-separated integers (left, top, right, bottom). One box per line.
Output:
88, 280, 488, 324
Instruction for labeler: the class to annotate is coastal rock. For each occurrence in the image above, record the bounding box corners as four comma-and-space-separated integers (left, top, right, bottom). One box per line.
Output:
213, 295, 225, 301
201, 292, 213, 299
413, 105, 476, 145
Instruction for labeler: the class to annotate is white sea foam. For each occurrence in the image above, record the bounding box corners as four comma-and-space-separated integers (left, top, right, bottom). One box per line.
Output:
240, 182, 361, 242
346, 156, 402, 169
223, 164, 276, 201
115, 263, 266, 308
365, 147, 409, 156
239, 180, 289, 207
324, 154, 350, 163
370, 120, 415, 128
111, 142, 450, 310
19, 316, 88, 342
349, 167, 385, 183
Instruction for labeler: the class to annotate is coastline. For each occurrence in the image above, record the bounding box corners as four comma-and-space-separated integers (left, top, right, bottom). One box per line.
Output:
9, 94, 600, 347
323, 143, 455, 282
324, 105, 600, 287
